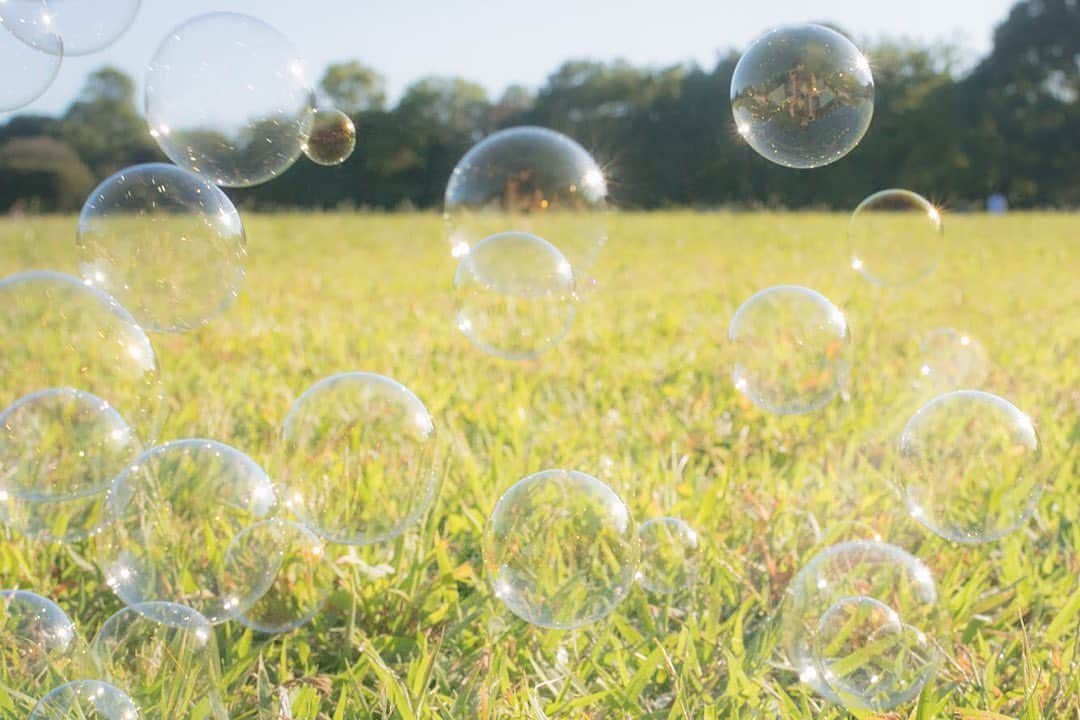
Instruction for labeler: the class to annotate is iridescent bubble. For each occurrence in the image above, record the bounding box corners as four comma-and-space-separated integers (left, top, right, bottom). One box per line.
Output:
28, 681, 139, 720
146, 12, 315, 187
97, 439, 279, 624
92, 603, 227, 720
780, 541, 940, 708
899, 391, 1041, 544
731, 24, 874, 169
0, 271, 164, 443
77, 163, 247, 333
914, 328, 989, 393
483, 469, 638, 630
730, 285, 851, 415
0, 0, 63, 111
454, 231, 577, 361
0, 388, 139, 542
229, 519, 334, 634
0, 590, 80, 713
813, 596, 938, 713
2, 0, 139, 56
636, 517, 701, 594
444, 126, 608, 275
302, 108, 356, 166
282, 372, 438, 546
850, 189, 943, 287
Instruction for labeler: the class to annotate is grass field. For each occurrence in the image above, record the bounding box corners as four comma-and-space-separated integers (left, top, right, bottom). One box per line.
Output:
1, 212, 1078, 719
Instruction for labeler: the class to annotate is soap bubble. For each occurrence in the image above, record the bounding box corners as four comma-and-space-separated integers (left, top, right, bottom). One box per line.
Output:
444, 126, 608, 275
28, 681, 139, 720
77, 163, 247, 333
0, 1, 63, 111
636, 517, 701, 594
483, 469, 638, 630
850, 190, 943, 287
0, 388, 139, 542
282, 372, 438, 546
146, 12, 315, 187
229, 519, 334, 634
730, 285, 851, 415
97, 439, 279, 624
915, 328, 989, 393
92, 603, 227, 720
0, 271, 164, 443
454, 231, 577, 360
780, 541, 940, 708
899, 391, 1041, 544
812, 596, 938, 712
2, 0, 139, 56
303, 108, 356, 166
731, 24, 874, 169
0, 590, 80, 712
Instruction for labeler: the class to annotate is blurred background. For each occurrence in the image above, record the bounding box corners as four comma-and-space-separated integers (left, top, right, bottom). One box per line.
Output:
0, 0, 1076, 212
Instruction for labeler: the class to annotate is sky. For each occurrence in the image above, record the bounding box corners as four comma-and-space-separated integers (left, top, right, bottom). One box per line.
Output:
6, 0, 1019, 117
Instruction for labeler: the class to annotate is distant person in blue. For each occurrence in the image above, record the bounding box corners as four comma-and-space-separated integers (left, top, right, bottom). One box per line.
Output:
987, 193, 1008, 215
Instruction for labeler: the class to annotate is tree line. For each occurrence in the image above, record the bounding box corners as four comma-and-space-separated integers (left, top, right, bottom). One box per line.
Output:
0, 0, 1076, 213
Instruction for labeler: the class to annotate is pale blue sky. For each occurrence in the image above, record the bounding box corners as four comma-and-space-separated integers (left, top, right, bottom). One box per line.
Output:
10, 0, 1018, 117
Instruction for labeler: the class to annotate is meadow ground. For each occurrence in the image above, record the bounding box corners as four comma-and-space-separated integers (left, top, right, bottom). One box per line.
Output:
1, 212, 1078, 719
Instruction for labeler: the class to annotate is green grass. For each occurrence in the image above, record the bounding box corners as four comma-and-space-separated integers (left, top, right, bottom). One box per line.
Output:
1, 212, 1078, 719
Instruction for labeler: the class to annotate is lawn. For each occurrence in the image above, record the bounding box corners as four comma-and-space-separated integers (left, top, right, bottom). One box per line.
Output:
1, 212, 1078, 719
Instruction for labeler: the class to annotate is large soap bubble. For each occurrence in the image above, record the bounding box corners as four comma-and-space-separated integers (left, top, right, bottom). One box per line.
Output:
0, 1, 63, 111
455, 231, 577, 360
0, 271, 164, 443
444, 126, 608, 275
77, 163, 247, 333
92, 603, 227, 720
97, 439, 279, 623
899, 391, 1041, 544
731, 24, 874, 169
0, 388, 139, 542
29, 681, 139, 720
730, 285, 851, 415
850, 189, 943, 287
1, 590, 81, 713
780, 541, 940, 710
282, 372, 438, 546
146, 12, 315, 187
636, 517, 701, 594
483, 469, 638, 630
2, 0, 139, 56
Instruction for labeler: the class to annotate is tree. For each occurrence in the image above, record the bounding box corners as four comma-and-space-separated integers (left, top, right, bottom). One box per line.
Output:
0, 137, 95, 212
320, 61, 387, 114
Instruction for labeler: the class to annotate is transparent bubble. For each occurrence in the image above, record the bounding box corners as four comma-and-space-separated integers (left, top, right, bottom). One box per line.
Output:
731, 24, 874, 169
730, 285, 851, 415
483, 469, 638, 630
0, 271, 164, 443
97, 439, 279, 624
282, 372, 438, 546
915, 328, 989, 393
1, 590, 79, 712
780, 541, 940, 708
636, 517, 701, 594
849, 189, 943, 287
0, 388, 139, 542
444, 126, 608, 275
302, 108, 356, 166
146, 12, 315, 188
92, 603, 227, 720
29, 681, 139, 720
455, 232, 577, 361
899, 391, 1041, 544
76, 163, 247, 333
0, 1, 63, 111
230, 519, 334, 634
813, 596, 938, 712
3, 0, 139, 56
